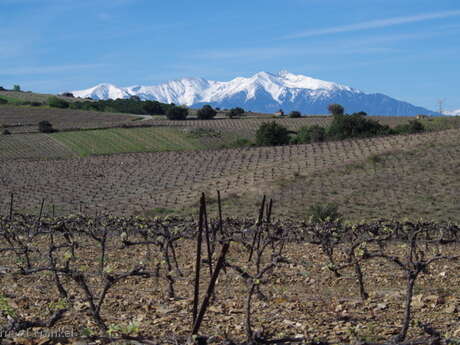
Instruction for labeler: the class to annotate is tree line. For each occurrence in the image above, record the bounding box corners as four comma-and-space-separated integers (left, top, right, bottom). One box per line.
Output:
255, 103, 426, 147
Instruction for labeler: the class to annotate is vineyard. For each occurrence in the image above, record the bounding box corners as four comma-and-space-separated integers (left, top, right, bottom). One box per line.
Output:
1, 128, 459, 222
1, 196, 460, 345
0, 134, 77, 160
50, 128, 207, 157
0, 106, 138, 134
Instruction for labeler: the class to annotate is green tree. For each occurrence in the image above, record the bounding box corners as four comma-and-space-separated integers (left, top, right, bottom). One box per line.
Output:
13, 85, 21, 92
297, 125, 326, 143
328, 103, 344, 116
48, 96, 70, 109
197, 105, 217, 120
255, 121, 290, 146
166, 105, 188, 120
327, 112, 391, 140
289, 110, 302, 118
143, 101, 164, 115
227, 107, 245, 118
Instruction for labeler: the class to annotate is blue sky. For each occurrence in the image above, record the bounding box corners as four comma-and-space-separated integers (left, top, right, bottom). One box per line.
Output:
1, 0, 459, 111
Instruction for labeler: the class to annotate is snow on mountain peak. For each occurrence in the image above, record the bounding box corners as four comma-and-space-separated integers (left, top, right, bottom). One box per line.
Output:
447, 109, 460, 116
70, 71, 438, 116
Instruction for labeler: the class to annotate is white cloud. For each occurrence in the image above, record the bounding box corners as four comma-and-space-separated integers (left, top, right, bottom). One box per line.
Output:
282, 10, 460, 39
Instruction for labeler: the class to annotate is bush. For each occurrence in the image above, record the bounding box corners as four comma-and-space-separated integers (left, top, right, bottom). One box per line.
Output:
327, 112, 391, 140
328, 104, 344, 116
308, 203, 341, 223
48, 96, 70, 109
255, 122, 291, 146
30, 101, 42, 107
13, 85, 21, 92
289, 110, 302, 118
394, 120, 425, 134
2, 129, 11, 135
60, 92, 74, 98
227, 107, 245, 118
166, 106, 188, 120
297, 125, 326, 143
0, 98, 7, 105
197, 105, 217, 120
38, 120, 55, 133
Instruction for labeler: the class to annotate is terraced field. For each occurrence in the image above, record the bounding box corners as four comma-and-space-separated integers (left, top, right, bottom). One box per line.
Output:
2, 129, 458, 221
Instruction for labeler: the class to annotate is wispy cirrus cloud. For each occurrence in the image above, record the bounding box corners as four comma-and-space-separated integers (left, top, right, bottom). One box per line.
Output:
282, 10, 460, 39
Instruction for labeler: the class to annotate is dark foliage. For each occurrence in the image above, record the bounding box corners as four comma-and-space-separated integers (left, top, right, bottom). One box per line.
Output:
328, 103, 344, 116
255, 122, 291, 146
166, 105, 189, 120
0, 98, 7, 105
394, 120, 425, 134
227, 107, 245, 118
296, 125, 326, 143
327, 112, 392, 139
48, 97, 70, 109
13, 85, 21, 92
69, 98, 169, 115
38, 120, 55, 133
288, 110, 302, 118
2, 128, 11, 135
60, 92, 74, 98
197, 105, 217, 120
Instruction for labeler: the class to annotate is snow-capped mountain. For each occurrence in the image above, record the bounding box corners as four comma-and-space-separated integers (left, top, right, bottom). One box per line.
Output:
447, 109, 460, 116
72, 71, 439, 116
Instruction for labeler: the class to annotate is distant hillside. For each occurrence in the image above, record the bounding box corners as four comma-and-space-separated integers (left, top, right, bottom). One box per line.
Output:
0, 90, 84, 104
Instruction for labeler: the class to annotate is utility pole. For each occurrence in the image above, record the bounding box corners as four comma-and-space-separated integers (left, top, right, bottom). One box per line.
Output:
437, 99, 445, 115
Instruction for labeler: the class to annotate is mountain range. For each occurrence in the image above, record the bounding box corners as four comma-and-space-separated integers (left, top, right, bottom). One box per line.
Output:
72, 71, 439, 116
447, 109, 460, 116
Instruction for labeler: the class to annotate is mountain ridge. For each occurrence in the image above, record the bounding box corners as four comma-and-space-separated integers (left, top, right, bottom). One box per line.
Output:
71, 71, 439, 116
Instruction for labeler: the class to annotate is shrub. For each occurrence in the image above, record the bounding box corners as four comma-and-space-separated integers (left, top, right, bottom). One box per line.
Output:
60, 92, 74, 98
38, 120, 55, 133
328, 104, 344, 116
13, 85, 21, 92
327, 112, 391, 140
197, 105, 217, 120
394, 120, 425, 134
48, 96, 70, 109
30, 102, 42, 107
308, 203, 341, 223
255, 121, 290, 146
289, 110, 302, 118
0, 98, 7, 105
2, 129, 11, 135
297, 125, 326, 143
166, 106, 188, 120
227, 107, 245, 118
